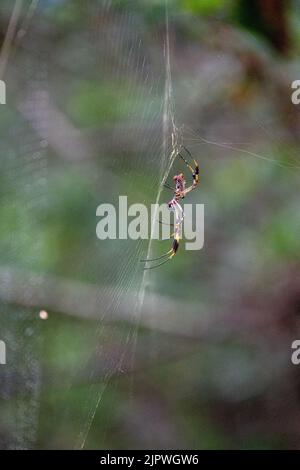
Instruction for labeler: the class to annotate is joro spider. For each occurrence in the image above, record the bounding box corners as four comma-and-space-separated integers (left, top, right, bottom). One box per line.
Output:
141, 146, 199, 269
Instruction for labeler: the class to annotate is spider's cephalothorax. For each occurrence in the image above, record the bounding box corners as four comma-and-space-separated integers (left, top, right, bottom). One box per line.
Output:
141, 146, 199, 269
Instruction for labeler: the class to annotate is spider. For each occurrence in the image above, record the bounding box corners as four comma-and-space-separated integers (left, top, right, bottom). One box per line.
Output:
141, 147, 199, 269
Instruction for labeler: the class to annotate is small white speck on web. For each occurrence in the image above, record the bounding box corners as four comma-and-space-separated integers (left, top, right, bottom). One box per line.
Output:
39, 310, 48, 320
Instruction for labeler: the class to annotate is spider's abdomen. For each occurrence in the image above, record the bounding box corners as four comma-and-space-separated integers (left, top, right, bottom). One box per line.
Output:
193, 166, 199, 184
172, 238, 179, 253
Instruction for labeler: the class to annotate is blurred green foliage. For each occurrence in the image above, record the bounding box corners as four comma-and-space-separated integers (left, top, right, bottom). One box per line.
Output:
1, 0, 300, 451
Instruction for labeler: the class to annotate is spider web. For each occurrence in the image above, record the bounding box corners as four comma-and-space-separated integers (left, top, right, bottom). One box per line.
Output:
74, 0, 180, 449
2, 0, 300, 451
0, 0, 181, 450
0, 0, 48, 450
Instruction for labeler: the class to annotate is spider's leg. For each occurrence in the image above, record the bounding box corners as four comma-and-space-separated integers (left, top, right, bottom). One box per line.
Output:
143, 255, 173, 271
178, 152, 194, 173
140, 225, 180, 269
163, 182, 175, 191
142, 251, 176, 270
140, 248, 173, 263
140, 199, 183, 270
182, 146, 198, 167
158, 219, 174, 227
178, 147, 199, 188
160, 231, 175, 239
